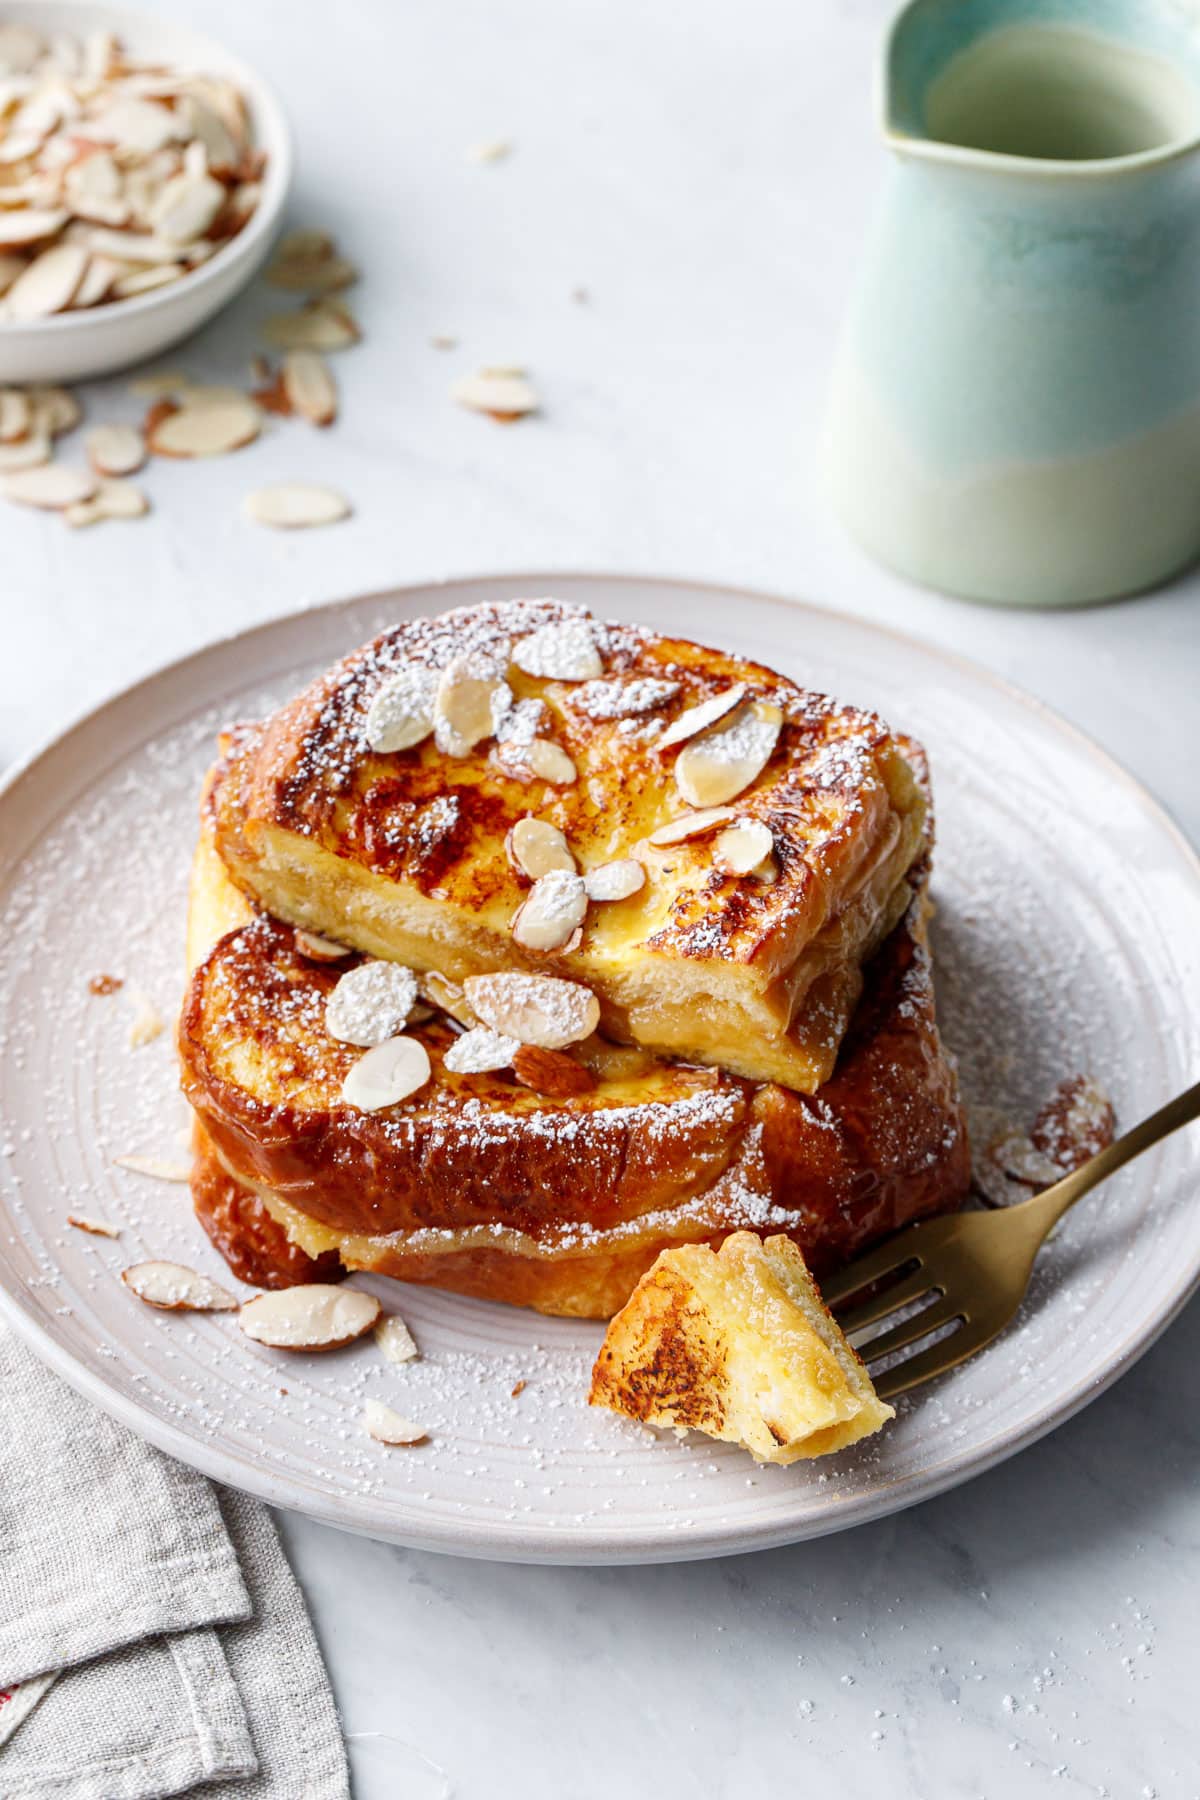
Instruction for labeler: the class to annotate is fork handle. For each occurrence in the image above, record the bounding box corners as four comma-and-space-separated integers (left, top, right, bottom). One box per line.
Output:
1026, 1077, 1200, 1231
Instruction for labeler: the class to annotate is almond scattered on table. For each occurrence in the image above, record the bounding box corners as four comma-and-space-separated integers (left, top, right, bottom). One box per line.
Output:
243, 482, 350, 529
452, 367, 538, 421
2, 462, 94, 509
281, 350, 337, 425
85, 422, 146, 476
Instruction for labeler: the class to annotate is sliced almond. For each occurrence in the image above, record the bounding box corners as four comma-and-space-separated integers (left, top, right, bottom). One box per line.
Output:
5, 242, 86, 317
0, 254, 28, 297
452, 367, 538, 420
243, 482, 350, 529
281, 349, 337, 425
417, 969, 476, 1027
752, 854, 779, 885
363, 1398, 427, 1445
511, 869, 589, 952
149, 395, 260, 457
0, 433, 50, 472
112, 1154, 190, 1182
111, 262, 184, 298
658, 684, 747, 750
466, 137, 513, 164
512, 1043, 595, 1097
67, 1213, 120, 1238
122, 1260, 238, 1312
267, 253, 357, 294
0, 388, 30, 442
508, 816, 576, 879
434, 655, 509, 758
375, 1313, 420, 1365
0, 208, 68, 249
81, 97, 183, 154
65, 478, 148, 527
584, 858, 646, 901
464, 971, 600, 1049
239, 1284, 381, 1350
326, 961, 419, 1047
512, 617, 603, 682
85, 422, 145, 475
128, 369, 189, 399
74, 227, 187, 264
127, 989, 164, 1047
275, 228, 335, 262
363, 661, 439, 752
647, 806, 738, 846
714, 819, 774, 875
577, 676, 681, 720
443, 1025, 519, 1074
294, 928, 352, 962
526, 739, 576, 785
28, 386, 81, 438
151, 168, 225, 243
262, 299, 360, 351
341, 1037, 431, 1111
675, 701, 783, 809
2, 463, 96, 510
178, 93, 239, 168
71, 252, 123, 306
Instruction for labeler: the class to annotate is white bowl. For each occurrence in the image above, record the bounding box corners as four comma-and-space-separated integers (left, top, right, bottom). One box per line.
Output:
0, 1, 292, 384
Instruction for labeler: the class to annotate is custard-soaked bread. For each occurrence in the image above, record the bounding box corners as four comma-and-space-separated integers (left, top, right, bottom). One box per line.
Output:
589, 1233, 893, 1461
209, 599, 926, 1093
179, 823, 969, 1317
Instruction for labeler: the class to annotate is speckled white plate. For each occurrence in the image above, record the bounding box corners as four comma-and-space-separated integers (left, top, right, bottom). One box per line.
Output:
1, 574, 1198, 1565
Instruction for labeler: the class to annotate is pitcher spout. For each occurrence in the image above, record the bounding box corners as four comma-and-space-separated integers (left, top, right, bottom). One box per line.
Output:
882, 0, 1200, 174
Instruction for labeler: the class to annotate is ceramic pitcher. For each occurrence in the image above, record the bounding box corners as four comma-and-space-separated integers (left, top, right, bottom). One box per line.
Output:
823, 0, 1200, 606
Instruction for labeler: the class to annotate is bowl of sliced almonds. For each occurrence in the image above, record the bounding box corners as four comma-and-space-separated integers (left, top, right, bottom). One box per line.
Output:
0, 2, 290, 382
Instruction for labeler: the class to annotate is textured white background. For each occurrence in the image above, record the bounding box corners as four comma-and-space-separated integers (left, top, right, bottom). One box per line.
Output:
2, 0, 1198, 1794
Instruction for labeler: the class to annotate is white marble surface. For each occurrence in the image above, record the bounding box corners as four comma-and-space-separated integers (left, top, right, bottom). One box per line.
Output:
3, 0, 1198, 1794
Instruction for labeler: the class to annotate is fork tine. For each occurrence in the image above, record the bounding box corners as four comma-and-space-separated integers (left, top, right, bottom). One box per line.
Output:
872, 1319, 996, 1401
856, 1296, 963, 1367
820, 1234, 925, 1309
837, 1268, 940, 1340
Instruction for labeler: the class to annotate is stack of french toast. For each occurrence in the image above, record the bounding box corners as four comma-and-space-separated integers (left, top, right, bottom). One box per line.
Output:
178, 598, 970, 1457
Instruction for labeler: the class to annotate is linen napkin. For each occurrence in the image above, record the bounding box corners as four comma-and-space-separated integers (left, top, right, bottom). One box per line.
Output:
0, 1324, 349, 1799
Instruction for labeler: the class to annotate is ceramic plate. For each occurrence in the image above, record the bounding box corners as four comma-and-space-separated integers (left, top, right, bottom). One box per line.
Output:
1, 575, 1198, 1565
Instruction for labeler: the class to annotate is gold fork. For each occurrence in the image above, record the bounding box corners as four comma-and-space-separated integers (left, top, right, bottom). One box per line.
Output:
822, 1079, 1200, 1401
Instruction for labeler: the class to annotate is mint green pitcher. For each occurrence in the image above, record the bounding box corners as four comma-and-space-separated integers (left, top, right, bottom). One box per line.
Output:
823, 0, 1200, 606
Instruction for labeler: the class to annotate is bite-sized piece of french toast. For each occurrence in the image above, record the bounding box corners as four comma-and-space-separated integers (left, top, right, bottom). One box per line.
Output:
179, 815, 969, 1316
589, 1232, 893, 1461
208, 599, 927, 1093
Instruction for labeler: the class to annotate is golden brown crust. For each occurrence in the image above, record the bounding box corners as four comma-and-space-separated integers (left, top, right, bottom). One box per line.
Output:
208, 599, 927, 1090
189, 1122, 345, 1289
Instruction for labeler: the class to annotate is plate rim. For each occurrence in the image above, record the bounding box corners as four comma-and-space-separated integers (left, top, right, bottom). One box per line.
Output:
2, 569, 1198, 1565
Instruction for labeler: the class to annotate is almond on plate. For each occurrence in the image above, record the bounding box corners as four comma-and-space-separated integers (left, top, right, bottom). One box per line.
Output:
239, 1284, 381, 1350
122, 1260, 239, 1312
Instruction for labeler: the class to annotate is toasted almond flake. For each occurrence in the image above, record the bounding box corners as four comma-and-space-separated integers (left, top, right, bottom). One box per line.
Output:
127, 369, 189, 398
267, 253, 357, 294
150, 168, 225, 242
512, 617, 603, 682
71, 252, 123, 306
67, 1213, 120, 1238
443, 1025, 519, 1074
714, 819, 774, 875
375, 1313, 420, 1365
243, 482, 350, 529
149, 395, 260, 457
512, 1042, 595, 1096
276, 227, 334, 262
5, 242, 86, 316
584, 858, 646, 902
64, 477, 149, 527
111, 261, 184, 297
526, 738, 576, 785
2, 463, 96, 510
0, 388, 30, 442
464, 971, 600, 1050
85, 422, 145, 475
340, 1037, 431, 1111
434, 655, 509, 758
508, 816, 576, 879
417, 969, 476, 1027
28, 386, 81, 438
362, 660, 439, 753
294, 928, 352, 962
452, 367, 538, 420
123, 1260, 238, 1312
675, 701, 783, 809
647, 806, 739, 846
239, 1284, 380, 1350
262, 299, 360, 351
81, 96, 184, 153
511, 869, 589, 952
113, 1154, 190, 1182
751, 853, 779, 885
282, 349, 337, 425
0, 432, 50, 472
0, 207, 68, 248
657, 684, 747, 750
178, 92, 239, 167
326, 961, 419, 1046
363, 1398, 427, 1445
466, 137, 513, 163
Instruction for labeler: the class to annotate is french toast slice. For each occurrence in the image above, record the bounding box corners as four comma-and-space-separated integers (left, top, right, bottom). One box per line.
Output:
180, 808, 969, 1318
209, 599, 927, 1093
588, 1233, 893, 1461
